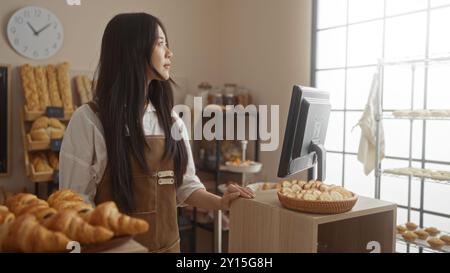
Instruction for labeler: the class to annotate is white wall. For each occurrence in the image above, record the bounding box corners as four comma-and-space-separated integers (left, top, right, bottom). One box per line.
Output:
219, 0, 313, 182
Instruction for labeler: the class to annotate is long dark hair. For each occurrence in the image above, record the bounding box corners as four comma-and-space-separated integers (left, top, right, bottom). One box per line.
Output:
94, 13, 188, 212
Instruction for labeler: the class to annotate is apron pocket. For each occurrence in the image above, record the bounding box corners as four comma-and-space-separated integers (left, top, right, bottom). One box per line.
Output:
132, 175, 157, 213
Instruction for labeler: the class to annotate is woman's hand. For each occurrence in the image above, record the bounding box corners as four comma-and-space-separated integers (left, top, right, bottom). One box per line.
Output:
220, 184, 255, 211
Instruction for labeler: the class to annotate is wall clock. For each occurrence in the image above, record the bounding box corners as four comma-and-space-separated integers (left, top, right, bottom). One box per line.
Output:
7, 6, 64, 60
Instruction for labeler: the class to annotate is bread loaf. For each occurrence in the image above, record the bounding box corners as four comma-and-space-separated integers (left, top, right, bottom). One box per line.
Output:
20, 64, 40, 111
47, 152, 59, 171
30, 117, 65, 141
46, 65, 63, 107
30, 153, 53, 173
56, 63, 73, 111
83, 76, 94, 101
34, 66, 51, 111
75, 76, 89, 104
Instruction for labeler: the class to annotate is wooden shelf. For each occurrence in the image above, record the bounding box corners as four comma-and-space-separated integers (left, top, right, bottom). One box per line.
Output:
23, 106, 74, 121
25, 133, 51, 151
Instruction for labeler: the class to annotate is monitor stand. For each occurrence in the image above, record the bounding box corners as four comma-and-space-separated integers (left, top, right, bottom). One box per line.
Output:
307, 140, 326, 181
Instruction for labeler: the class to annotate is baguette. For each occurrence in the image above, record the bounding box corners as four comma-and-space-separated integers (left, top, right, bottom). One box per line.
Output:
20, 64, 40, 111
56, 63, 73, 111
46, 65, 63, 107
34, 66, 51, 110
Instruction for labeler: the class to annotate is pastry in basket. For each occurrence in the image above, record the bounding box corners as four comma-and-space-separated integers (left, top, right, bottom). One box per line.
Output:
396, 225, 407, 235
82, 201, 149, 236
41, 210, 113, 245
424, 227, 440, 236
278, 180, 357, 214
414, 230, 429, 240
0, 206, 15, 225
440, 235, 450, 245
30, 153, 53, 173
1, 214, 70, 253
30, 116, 66, 141
405, 222, 418, 231
402, 231, 418, 242
427, 237, 445, 249
279, 180, 354, 201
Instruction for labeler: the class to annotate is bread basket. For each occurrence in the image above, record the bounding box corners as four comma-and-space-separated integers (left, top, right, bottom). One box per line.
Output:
277, 191, 358, 214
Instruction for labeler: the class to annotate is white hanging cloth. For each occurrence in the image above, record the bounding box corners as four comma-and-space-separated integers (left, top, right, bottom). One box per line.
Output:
356, 71, 385, 175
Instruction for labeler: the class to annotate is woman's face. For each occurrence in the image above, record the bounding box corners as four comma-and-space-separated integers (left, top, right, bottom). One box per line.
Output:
149, 25, 173, 81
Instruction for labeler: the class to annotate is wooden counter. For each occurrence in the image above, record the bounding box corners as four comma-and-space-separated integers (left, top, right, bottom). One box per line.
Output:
229, 190, 397, 253
100, 239, 147, 253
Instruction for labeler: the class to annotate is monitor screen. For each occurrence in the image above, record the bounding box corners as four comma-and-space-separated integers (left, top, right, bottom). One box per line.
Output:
277, 85, 330, 180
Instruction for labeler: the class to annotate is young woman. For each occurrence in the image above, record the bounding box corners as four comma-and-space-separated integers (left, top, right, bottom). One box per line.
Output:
59, 13, 254, 253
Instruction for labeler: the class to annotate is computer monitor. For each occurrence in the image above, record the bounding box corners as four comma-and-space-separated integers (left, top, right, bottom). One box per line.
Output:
277, 85, 331, 181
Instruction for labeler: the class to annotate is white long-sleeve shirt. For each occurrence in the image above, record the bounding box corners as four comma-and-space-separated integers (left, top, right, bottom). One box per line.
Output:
59, 102, 205, 206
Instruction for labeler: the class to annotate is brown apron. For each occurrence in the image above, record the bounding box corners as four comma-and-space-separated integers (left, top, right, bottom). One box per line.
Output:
87, 102, 180, 253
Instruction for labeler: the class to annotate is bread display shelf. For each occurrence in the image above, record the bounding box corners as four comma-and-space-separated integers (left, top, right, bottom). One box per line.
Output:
386, 109, 450, 120
384, 114, 450, 121
23, 106, 74, 122
396, 233, 450, 253
383, 169, 450, 185
25, 134, 51, 151
24, 150, 54, 183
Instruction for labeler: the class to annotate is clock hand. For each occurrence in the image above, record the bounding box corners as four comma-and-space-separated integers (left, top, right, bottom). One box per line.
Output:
26, 22, 38, 35
35, 23, 52, 36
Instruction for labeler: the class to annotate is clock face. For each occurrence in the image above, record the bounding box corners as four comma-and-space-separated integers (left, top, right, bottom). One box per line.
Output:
7, 6, 64, 60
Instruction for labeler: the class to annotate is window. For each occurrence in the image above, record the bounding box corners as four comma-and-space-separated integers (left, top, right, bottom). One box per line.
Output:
312, 0, 450, 252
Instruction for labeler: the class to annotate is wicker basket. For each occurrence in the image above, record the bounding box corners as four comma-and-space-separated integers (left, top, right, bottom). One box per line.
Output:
277, 191, 358, 214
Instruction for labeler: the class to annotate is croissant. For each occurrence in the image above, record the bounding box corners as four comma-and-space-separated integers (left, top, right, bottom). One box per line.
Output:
52, 201, 93, 214
0, 206, 15, 225
41, 210, 114, 245
14, 203, 57, 221
82, 202, 149, 236
2, 214, 70, 253
48, 189, 85, 206
5, 193, 47, 213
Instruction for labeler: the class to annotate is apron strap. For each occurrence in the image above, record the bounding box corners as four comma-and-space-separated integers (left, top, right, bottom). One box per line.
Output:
87, 101, 99, 114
